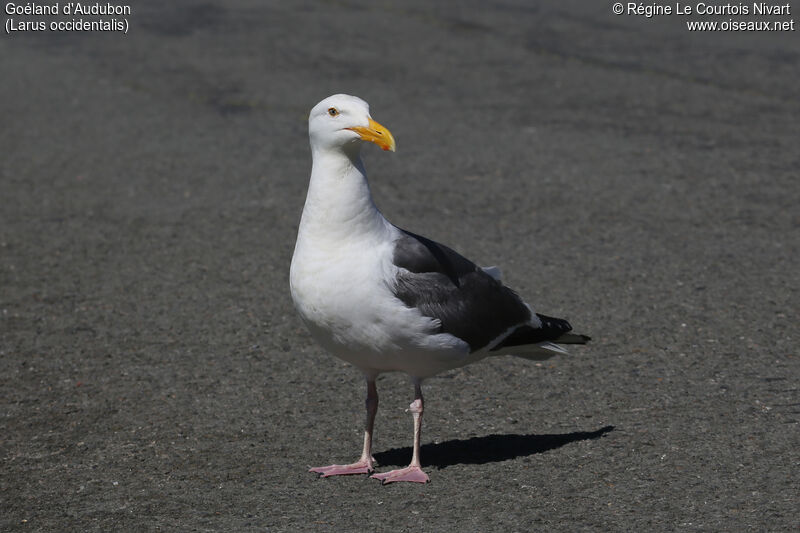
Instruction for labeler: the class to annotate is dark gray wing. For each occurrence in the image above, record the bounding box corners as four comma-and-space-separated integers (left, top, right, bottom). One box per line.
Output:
391, 229, 531, 352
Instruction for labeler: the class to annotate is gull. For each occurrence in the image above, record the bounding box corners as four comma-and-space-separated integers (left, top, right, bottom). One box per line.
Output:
290, 94, 590, 484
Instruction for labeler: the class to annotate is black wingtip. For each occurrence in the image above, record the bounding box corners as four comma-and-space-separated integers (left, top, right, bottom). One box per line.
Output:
554, 332, 591, 344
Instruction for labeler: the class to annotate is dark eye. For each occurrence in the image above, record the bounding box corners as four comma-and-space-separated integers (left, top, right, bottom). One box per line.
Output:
327, 107, 339, 117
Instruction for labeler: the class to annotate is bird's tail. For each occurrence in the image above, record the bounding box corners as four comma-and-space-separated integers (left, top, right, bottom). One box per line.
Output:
553, 332, 592, 344
505, 334, 589, 361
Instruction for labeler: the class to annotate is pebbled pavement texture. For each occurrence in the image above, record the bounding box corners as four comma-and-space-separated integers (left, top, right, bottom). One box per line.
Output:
1, 1, 798, 531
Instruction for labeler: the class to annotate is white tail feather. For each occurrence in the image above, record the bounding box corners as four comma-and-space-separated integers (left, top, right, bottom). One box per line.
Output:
481, 266, 502, 281
504, 341, 569, 361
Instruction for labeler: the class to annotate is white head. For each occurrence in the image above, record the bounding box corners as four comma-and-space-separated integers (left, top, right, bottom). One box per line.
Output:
308, 94, 396, 154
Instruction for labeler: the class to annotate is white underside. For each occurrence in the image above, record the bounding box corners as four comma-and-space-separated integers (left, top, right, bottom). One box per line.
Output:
291, 214, 485, 378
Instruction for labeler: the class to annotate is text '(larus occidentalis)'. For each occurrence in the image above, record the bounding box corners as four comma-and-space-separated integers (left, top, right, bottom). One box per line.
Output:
290, 94, 590, 484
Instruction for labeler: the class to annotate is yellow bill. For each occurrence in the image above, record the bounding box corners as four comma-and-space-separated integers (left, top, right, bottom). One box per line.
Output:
348, 117, 396, 152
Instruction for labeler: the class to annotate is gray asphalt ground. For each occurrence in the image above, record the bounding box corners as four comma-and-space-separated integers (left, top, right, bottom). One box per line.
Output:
2, 1, 798, 531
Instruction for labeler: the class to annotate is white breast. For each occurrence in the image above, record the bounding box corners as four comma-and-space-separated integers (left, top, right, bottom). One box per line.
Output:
290, 223, 470, 376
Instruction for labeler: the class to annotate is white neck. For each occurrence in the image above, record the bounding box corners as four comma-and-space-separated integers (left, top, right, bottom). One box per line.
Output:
298, 145, 388, 242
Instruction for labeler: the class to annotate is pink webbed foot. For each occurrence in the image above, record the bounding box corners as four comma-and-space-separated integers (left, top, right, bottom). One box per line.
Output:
309, 459, 375, 478
371, 465, 429, 484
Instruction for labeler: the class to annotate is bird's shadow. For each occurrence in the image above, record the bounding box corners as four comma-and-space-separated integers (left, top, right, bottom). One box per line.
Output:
374, 425, 615, 469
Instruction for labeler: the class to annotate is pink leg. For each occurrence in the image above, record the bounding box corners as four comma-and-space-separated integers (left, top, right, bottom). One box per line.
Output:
310, 377, 378, 477
371, 381, 430, 484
